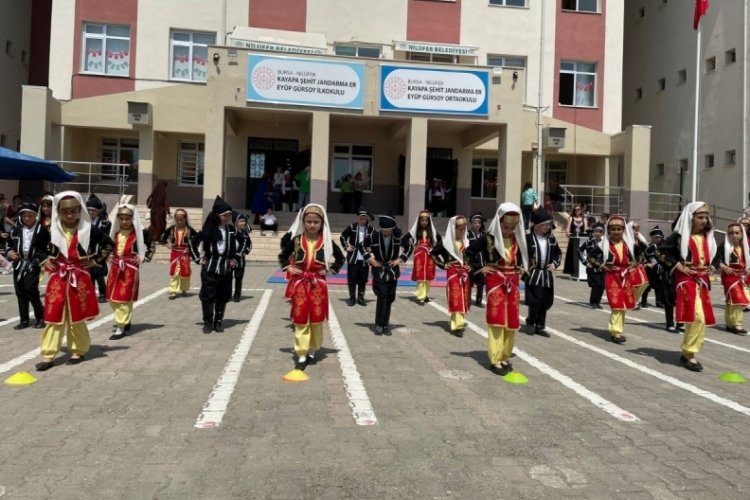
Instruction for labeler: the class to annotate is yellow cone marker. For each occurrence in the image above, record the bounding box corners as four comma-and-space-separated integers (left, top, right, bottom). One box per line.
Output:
719, 371, 747, 384
502, 371, 528, 385
282, 369, 309, 382
4, 371, 38, 386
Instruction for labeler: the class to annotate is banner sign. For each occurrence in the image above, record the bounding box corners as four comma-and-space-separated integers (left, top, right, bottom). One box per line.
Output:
247, 55, 365, 109
380, 65, 489, 116
394, 41, 479, 57
234, 40, 327, 55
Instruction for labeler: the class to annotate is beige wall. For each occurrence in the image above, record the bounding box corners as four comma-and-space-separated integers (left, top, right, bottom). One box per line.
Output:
48, 0, 76, 100
0, 0, 31, 160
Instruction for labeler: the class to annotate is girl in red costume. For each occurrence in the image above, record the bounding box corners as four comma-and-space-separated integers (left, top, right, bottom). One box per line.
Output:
433, 215, 471, 337
408, 209, 441, 305
161, 208, 198, 300
713, 223, 750, 335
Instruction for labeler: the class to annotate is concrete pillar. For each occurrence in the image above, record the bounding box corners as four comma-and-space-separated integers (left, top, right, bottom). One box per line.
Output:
622, 125, 651, 222
405, 117, 428, 224
202, 107, 226, 217
497, 124, 522, 205
601, 156, 611, 214
20, 86, 56, 158
456, 147, 473, 217
136, 127, 154, 205
310, 111, 330, 208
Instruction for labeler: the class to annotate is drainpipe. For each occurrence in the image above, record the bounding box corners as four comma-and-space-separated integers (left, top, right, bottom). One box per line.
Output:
536, 0, 546, 198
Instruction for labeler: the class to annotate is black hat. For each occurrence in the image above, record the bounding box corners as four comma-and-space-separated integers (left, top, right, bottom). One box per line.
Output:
378, 215, 397, 230
86, 194, 103, 210
17, 201, 39, 215
357, 209, 374, 221
649, 225, 664, 237
531, 208, 553, 226
592, 223, 605, 232
234, 212, 248, 222
211, 196, 232, 215
470, 212, 484, 223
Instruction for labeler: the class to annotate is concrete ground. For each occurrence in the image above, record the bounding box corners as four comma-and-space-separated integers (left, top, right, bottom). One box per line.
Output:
1, 264, 750, 499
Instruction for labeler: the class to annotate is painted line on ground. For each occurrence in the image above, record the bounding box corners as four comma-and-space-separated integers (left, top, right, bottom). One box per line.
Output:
0, 287, 168, 376
556, 294, 750, 355
195, 289, 272, 429
327, 303, 378, 426
427, 300, 640, 423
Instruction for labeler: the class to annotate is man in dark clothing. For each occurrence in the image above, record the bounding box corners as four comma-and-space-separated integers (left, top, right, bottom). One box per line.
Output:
467, 212, 486, 307
86, 194, 111, 303
524, 208, 562, 336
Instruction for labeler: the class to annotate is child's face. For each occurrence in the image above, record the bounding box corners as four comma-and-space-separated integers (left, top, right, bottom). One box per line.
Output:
87, 208, 101, 219
729, 227, 744, 245
59, 205, 81, 228
236, 219, 246, 230
471, 220, 482, 232
118, 214, 133, 230
175, 214, 186, 228
21, 212, 36, 228
41, 203, 52, 216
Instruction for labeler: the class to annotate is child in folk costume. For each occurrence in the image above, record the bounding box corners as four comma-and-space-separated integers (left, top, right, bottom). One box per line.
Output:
467, 203, 528, 376
86, 194, 112, 303
628, 221, 650, 308
361, 215, 413, 335
433, 215, 472, 337
278, 204, 345, 370
190, 196, 241, 334
645, 226, 681, 332
35, 191, 113, 371
581, 223, 606, 308
712, 223, 750, 335
340, 209, 375, 307
107, 204, 154, 340
232, 213, 252, 302
38, 194, 53, 230
467, 212, 486, 307
161, 208, 198, 300
588, 215, 638, 345
524, 208, 561, 337
658, 202, 717, 371
6, 201, 49, 329
408, 209, 442, 305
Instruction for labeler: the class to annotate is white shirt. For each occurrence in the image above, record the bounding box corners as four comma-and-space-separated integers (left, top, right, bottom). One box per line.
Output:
536, 234, 549, 266
261, 214, 277, 226
22, 226, 34, 256
217, 226, 227, 255
356, 225, 366, 261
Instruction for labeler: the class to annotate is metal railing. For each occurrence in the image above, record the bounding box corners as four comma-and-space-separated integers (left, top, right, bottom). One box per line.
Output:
51, 161, 130, 196
711, 203, 746, 230
648, 192, 683, 224
559, 184, 624, 217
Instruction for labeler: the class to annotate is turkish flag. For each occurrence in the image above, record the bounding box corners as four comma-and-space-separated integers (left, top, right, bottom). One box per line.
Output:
693, 0, 709, 30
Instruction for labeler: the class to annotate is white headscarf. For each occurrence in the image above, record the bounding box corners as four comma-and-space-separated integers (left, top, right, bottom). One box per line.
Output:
628, 221, 648, 246
50, 191, 90, 258
290, 203, 334, 271
409, 210, 438, 246
488, 202, 528, 270
724, 223, 750, 271
443, 215, 470, 265
674, 201, 717, 262
110, 203, 146, 261
602, 215, 634, 263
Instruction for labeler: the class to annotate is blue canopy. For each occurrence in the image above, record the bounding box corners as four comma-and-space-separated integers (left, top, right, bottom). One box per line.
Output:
0, 147, 76, 183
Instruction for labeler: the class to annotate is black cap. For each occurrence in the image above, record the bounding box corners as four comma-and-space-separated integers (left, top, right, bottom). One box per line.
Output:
532, 208, 553, 225
211, 196, 232, 215
470, 212, 484, 223
378, 215, 396, 230
649, 225, 664, 237
235, 212, 248, 222
17, 201, 39, 215
592, 223, 605, 232
86, 194, 103, 210
357, 209, 374, 221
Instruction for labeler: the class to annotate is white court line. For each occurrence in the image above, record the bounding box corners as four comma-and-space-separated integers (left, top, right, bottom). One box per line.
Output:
195, 289, 273, 429
556, 294, 750, 355
0, 287, 168, 376
327, 303, 378, 426
427, 301, 639, 423
0, 316, 21, 327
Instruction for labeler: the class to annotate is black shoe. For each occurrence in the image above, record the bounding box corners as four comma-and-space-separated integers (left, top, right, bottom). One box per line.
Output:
535, 327, 550, 337
182, 291, 188, 297
124, 323, 131, 333
451, 329, 464, 338
417, 300, 425, 306
590, 303, 598, 309
680, 355, 703, 372
375, 326, 383, 336
677, 324, 686, 332
357, 298, 366, 306
612, 335, 627, 344
424, 297, 430, 303
595, 304, 603, 309
66, 356, 85, 365
475, 300, 484, 308
109, 332, 125, 341
525, 317, 533, 326
489, 364, 509, 376
503, 362, 514, 372
169, 293, 177, 300
307, 352, 317, 365
233, 296, 240, 303
726, 326, 749, 336
202, 322, 213, 334
98, 296, 107, 303
34, 320, 46, 329
347, 298, 356, 307
634, 305, 641, 311
641, 302, 649, 308
666, 325, 678, 333
214, 321, 224, 333
13, 322, 29, 330
383, 326, 392, 336
655, 302, 664, 308
35, 360, 54, 371
294, 356, 308, 370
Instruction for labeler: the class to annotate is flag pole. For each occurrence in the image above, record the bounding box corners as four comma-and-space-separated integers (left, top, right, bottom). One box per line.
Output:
691, 20, 702, 203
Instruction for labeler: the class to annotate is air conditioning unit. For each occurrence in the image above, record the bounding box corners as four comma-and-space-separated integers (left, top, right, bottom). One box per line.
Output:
127, 101, 151, 126
543, 127, 566, 149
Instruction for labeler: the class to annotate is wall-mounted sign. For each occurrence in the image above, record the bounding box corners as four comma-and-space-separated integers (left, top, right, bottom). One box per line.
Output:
247, 55, 365, 109
380, 65, 489, 116
394, 41, 479, 57
235, 40, 327, 55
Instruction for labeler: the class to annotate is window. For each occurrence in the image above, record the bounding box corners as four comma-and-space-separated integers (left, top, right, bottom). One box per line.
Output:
635, 87, 642, 100
471, 157, 498, 199
705, 56, 716, 73
171, 31, 215, 82
334, 45, 381, 58
408, 52, 456, 64
656, 163, 665, 176
100, 137, 139, 182
726, 48, 737, 65
559, 61, 596, 107
178, 142, 204, 185
638, 6, 645, 18
331, 144, 373, 192
487, 54, 526, 69
82, 23, 130, 76
726, 150, 736, 166
704, 154, 714, 169
489, 0, 527, 6
678, 68, 687, 84
678, 158, 688, 173
657, 78, 666, 92
562, 0, 598, 13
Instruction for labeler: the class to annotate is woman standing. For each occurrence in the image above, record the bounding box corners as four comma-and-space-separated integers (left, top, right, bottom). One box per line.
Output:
520, 182, 538, 231
563, 204, 588, 276
408, 209, 441, 305
147, 180, 170, 243
278, 204, 345, 370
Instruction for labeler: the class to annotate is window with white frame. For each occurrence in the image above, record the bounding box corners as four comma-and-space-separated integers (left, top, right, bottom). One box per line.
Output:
561, 0, 599, 13
471, 157, 498, 199
100, 137, 139, 182
171, 31, 215, 82
489, 0, 527, 6
331, 144, 373, 192
334, 44, 381, 59
178, 142, 205, 185
408, 52, 456, 64
559, 61, 597, 107
82, 23, 130, 76
487, 54, 526, 69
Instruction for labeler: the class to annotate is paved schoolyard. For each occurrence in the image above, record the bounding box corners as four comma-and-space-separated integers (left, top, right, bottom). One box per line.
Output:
1, 263, 750, 499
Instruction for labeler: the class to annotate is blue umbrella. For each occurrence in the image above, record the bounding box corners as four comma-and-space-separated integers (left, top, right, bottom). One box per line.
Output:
0, 147, 76, 183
